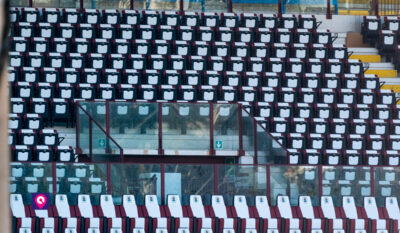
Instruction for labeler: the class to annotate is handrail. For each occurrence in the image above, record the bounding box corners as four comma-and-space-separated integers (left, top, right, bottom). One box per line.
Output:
76, 102, 124, 159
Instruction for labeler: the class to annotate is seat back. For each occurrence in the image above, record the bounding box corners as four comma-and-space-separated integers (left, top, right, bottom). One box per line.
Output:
55, 194, 71, 218
145, 195, 161, 218
190, 195, 206, 218
167, 195, 183, 218
212, 195, 228, 218
386, 197, 400, 219
78, 194, 94, 218
100, 195, 116, 218
320, 196, 336, 219
364, 197, 379, 219
277, 196, 293, 218
234, 195, 250, 218
342, 196, 357, 219
10, 194, 26, 218
255, 196, 272, 219
299, 196, 314, 219
123, 195, 139, 218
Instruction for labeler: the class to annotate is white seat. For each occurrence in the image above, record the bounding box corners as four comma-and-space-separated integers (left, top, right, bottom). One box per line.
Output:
234, 196, 256, 231
190, 195, 213, 232
167, 195, 190, 230
145, 195, 168, 232
123, 195, 146, 231
277, 196, 300, 231
211, 195, 235, 231
77, 195, 100, 231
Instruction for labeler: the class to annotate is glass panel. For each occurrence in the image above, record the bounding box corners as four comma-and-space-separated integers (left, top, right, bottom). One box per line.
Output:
322, 166, 370, 206
57, 163, 107, 204
10, 162, 53, 204
92, 119, 123, 157
78, 106, 90, 155
162, 103, 210, 154
374, 167, 400, 207
164, 164, 214, 204
94, 0, 132, 9
337, 0, 370, 15
270, 166, 319, 205
214, 104, 239, 153
233, 0, 278, 12
257, 125, 287, 164
111, 164, 161, 204
204, 0, 227, 11
284, 0, 329, 14
147, 0, 180, 10
109, 102, 159, 153
242, 110, 255, 158
184, 0, 204, 11
33, 0, 76, 8
10, 0, 30, 7
218, 165, 267, 204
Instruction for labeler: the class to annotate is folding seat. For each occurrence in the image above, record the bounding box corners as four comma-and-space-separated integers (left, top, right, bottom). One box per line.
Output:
241, 72, 259, 87
82, 68, 100, 84
11, 37, 29, 53
143, 70, 162, 85
13, 145, 33, 161
268, 58, 286, 73
66, 53, 84, 69
326, 59, 344, 74
342, 74, 360, 89
362, 74, 379, 90
77, 194, 103, 233
361, 16, 381, 44
342, 196, 368, 233
57, 23, 75, 39
167, 55, 185, 71
156, 26, 175, 41
299, 196, 324, 232
159, 11, 179, 27
259, 14, 277, 29
138, 25, 156, 40
370, 119, 388, 135
251, 42, 269, 58
385, 151, 400, 165
203, 70, 221, 86
118, 24, 135, 40
9, 52, 24, 68
21, 67, 39, 83
99, 195, 125, 233
291, 117, 309, 134
277, 87, 295, 103
39, 129, 58, 146
298, 15, 318, 30
319, 88, 336, 104
102, 69, 121, 84
187, 195, 215, 233
149, 55, 167, 70
15, 82, 34, 98
31, 37, 51, 53
183, 70, 201, 85
378, 30, 397, 57
310, 44, 328, 59
118, 84, 136, 100
112, 39, 131, 54
293, 103, 312, 118
27, 52, 45, 68
327, 134, 346, 150
210, 195, 237, 233
276, 196, 302, 232
228, 57, 246, 72
61, 8, 81, 24
97, 84, 115, 100
10, 98, 26, 115
270, 133, 286, 148
34, 145, 54, 161
153, 40, 171, 55
384, 197, 400, 232
287, 148, 302, 164
236, 27, 254, 43
333, 104, 352, 119
107, 54, 125, 70
198, 26, 215, 42
298, 87, 317, 103
8, 67, 18, 83
51, 38, 70, 53
129, 54, 146, 70
323, 149, 342, 165
198, 85, 216, 101
9, 129, 17, 145
177, 26, 195, 41
367, 135, 384, 153
178, 85, 197, 101
173, 40, 190, 56
47, 53, 64, 68
10, 7, 20, 23
354, 104, 372, 120
338, 89, 356, 104
221, 12, 238, 28
40, 68, 58, 84
256, 102, 273, 117
286, 133, 306, 149
259, 86, 277, 102
139, 85, 157, 100
36, 23, 54, 38
103, 9, 120, 24
248, 57, 265, 72
21, 7, 40, 23
159, 85, 177, 101
390, 119, 400, 135
9, 113, 22, 130
319, 196, 346, 233
24, 113, 43, 130
262, 72, 279, 88
240, 86, 257, 102
314, 29, 332, 45
93, 39, 110, 54
232, 196, 258, 233
346, 59, 363, 75
291, 43, 309, 59
193, 41, 211, 57
217, 27, 234, 42
280, 14, 297, 29
19, 129, 38, 146
388, 135, 400, 150
255, 28, 273, 44
145, 195, 171, 233
122, 10, 140, 24
330, 118, 347, 135
56, 83, 75, 99
10, 193, 36, 233
77, 24, 95, 39
378, 89, 395, 105
269, 117, 288, 133
347, 134, 365, 152
15, 22, 34, 37
76, 84, 95, 100
166, 195, 193, 233
132, 40, 150, 56
272, 43, 289, 58
98, 24, 116, 39
238, 13, 258, 28
222, 72, 240, 87
314, 103, 332, 119
287, 58, 305, 73
321, 74, 339, 89
82, 9, 100, 24
142, 10, 160, 26
189, 56, 206, 71
207, 56, 224, 72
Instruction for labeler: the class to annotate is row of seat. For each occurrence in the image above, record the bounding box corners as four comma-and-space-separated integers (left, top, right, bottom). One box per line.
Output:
10, 38, 345, 57
11, 145, 74, 162
362, 15, 400, 45
10, 193, 400, 233
11, 8, 320, 29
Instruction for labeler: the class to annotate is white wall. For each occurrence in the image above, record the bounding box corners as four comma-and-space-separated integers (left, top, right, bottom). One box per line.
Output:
315, 14, 362, 33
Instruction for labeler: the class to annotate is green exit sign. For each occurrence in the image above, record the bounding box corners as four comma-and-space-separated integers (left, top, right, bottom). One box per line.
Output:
215, 140, 223, 149
98, 138, 106, 148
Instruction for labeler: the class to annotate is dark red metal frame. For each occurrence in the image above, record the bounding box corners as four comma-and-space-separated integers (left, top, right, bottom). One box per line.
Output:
75, 100, 289, 164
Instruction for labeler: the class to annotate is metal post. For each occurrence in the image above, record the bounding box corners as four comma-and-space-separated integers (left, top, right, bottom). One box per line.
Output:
52, 162, 56, 196
375, 0, 379, 16
238, 107, 244, 156
130, 0, 134, 9
158, 103, 163, 155
266, 165, 271, 204
253, 121, 258, 164
318, 166, 323, 197
370, 167, 375, 196
80, 0, 84, 10
210, 104, 215, 156
89, 119, 93, 160
278, 0, 283, 17
214, 164, 218, 194
106, 101, 111, 154
180, 0, 184, 14
327, 0, 332, 19
161, 164, 165, 204
107, 163, 111, 194
228, 0, 233, 12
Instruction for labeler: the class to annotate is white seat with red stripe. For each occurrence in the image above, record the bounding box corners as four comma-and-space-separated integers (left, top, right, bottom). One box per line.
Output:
190, 195, 213, 233
122, 195, 146, 233
145, 195, 168, 233
364, 197, 388, 233
100, 195, 123, 233
299, 196, 322, 233
255, 196, 279, 233
211, 195, 235, 233
10, 194, 33, 233
385, 197, 400, 231
167, 195, 190, 233
77, 194, 100, 233
233, 195, 256, 233
35, 205, 56, 233
320, 196, 345, 233
55, 194, 78, 233
342, 196, 367, 233
276, 196, 300, 233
